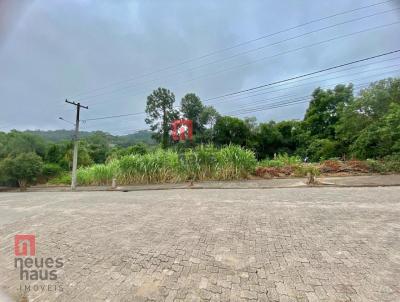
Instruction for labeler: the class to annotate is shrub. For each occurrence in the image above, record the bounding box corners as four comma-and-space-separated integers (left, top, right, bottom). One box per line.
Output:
293, 164, 320, 177
257, 154, 301, 168
0, 153, 43, 189
366, 156, 400, 173
42, 163, 63, 179
48, 173, 71, 185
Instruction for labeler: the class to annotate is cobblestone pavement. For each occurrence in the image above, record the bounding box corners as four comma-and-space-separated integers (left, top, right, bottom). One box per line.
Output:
0, 187, 399, 301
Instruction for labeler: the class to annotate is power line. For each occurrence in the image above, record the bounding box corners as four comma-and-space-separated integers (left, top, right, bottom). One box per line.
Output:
81, 49, 400, 122
226, 70, 400, 116
68, 0, 394, 99
81, 68, 400, 135
84, 111, 145, 122
204, 48, 400, 102
82, 57, 400, 128
210, 58, 400, 105
80, 21, 400, 111
82, 63, 400, 129
82, 69, 400, 134
78, 7, 400, 103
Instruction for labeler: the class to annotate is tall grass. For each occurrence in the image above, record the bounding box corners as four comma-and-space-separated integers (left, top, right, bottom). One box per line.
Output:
258, 153, 302, 167
73, 145, 256, 185
77, 160, 119, 185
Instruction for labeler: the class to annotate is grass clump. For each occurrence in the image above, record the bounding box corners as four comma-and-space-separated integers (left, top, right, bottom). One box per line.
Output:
258, 153, 302, 168
73, 145, 256, 185
77, 160, 119, 185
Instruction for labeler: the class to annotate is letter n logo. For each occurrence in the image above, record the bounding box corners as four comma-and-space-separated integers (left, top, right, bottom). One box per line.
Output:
14, 234, 36, 256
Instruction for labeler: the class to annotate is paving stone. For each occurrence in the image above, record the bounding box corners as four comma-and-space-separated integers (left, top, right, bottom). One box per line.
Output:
0, 187, 398, 301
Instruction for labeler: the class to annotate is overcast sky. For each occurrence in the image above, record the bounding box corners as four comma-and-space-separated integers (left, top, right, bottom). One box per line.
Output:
0, 0, 399, 135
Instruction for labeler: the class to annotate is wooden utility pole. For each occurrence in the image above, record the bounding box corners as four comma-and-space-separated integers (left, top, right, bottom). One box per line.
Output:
65, 99, 88, 190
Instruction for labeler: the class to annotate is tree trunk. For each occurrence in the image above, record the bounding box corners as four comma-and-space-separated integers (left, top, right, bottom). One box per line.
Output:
162, 106, 168, 149
18, 179, 28, 192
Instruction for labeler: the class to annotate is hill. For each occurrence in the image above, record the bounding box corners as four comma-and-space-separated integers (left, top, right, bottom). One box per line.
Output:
23, 129, 155, 146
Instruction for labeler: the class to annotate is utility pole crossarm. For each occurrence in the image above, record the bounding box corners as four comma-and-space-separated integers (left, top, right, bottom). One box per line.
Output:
65, 99, 88, 190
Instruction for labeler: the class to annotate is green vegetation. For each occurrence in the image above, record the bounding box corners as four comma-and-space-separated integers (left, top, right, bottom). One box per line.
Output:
1, 77, 400, 188
72, 145, 256, 185
0, 152, 43, 189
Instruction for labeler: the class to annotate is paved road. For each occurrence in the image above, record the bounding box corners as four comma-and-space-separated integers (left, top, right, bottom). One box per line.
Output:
0, 187, 399, 302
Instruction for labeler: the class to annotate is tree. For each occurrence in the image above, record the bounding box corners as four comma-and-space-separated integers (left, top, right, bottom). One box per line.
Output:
181, 93, 204, 135
0, 131, 46, 159
85, 131, 110, 163
275, 120, 302, 154
213, 116, 250, 146
336, 78, 400, 157
197, 106, 220, 143
254, 122, 283, 159
350, 103, 400, 159
306, 139, 339, 161
63, 141, 93, 169
145, 88, 179, 148
0, 153, 43, 189
304, 84, 353, 139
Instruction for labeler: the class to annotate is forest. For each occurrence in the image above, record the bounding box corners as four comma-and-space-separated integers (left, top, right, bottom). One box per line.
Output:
0, 77, 399, 188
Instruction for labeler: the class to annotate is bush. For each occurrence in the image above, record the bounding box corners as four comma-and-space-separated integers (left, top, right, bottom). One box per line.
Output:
48, 173, 71, 185
0, 153, 43, 189
366, 156, 400, 173
258, 154, 301, 168
42, 163, 63, 179
307, 139, 339, 161
294, 164, 320, 177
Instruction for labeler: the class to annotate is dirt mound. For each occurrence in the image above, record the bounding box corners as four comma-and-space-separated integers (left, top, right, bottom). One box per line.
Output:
320, 160, 369, 174
255, 166, 294, 178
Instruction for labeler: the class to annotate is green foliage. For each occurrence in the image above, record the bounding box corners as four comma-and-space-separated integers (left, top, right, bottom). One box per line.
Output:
48, 173, 71, 185
258, 154, 302, 168
0, 131, 46, 159
2, 78, 400, 188
304, 84, 353, 139
0, 153, 43, 188
213, 116, 251, 147
366, 155, 400, 173
337, 78, 400, 158
145, 87, 179, 148
77, 160, 119, 186
62, 141, 94, 168
293, 164, 321, 177
181, 93, 204, 135
23, 129, 155, 146
84, 131, 111, 163
254, 122, 283, 159
306, 139, 339, 161
350, 103, 400, 159
42, 163, 63, 179
75, 145, 256, 185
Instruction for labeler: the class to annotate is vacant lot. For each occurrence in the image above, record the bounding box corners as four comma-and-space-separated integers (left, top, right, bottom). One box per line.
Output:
0, 187, 399, 301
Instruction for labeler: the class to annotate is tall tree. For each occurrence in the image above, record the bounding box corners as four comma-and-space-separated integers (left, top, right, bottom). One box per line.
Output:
198, 106, 220, 143
304, 84, 353, 139
180, 93, 204, 135
145, 88, 179, 148
255, 122, 283, 159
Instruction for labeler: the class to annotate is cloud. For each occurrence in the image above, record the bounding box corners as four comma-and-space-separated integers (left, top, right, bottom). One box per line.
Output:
0, 0, 399, 134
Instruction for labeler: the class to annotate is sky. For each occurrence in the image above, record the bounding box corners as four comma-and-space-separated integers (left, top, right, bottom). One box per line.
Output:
0, 0, 399, 135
